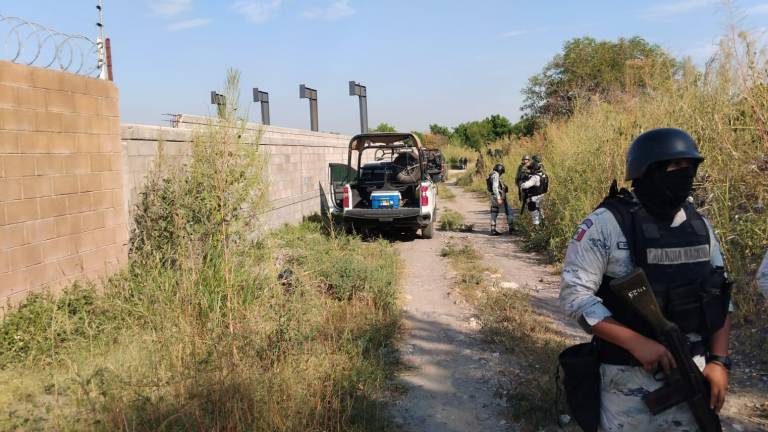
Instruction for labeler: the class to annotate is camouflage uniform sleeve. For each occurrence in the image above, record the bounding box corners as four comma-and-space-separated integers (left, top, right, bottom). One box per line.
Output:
702, 217, 736, 312
559, 209, 616, 333
491, 172, 501, 200
756, 251, 768, 300
519, 175, 538, 190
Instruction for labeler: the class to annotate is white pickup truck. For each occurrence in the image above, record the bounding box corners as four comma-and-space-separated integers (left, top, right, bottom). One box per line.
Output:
320, 132, 438, 238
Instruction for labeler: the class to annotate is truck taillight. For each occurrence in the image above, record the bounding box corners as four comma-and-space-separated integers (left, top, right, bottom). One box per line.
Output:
343, 185, 350, 209
421, 185, 429, 206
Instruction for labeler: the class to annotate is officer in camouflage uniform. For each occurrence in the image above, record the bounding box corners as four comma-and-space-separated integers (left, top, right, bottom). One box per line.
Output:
516, 154, 531, 202
519, 161, 546, 226
489, 163, 514, 235
559, 128, 732, 431
758, 251, 768, 300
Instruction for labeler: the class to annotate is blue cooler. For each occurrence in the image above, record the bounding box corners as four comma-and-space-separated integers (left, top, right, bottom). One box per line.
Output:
370, 191, 401, 209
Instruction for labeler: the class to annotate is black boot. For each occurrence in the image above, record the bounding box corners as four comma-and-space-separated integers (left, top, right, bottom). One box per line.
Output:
490, 229, 501, 236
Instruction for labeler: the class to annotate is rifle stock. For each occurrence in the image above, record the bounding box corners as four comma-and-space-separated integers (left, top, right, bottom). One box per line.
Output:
609, 268, 722, 432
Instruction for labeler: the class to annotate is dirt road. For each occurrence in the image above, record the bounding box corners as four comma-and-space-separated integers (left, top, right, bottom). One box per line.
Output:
391, 181, 566, 431
391, 179, 767, 432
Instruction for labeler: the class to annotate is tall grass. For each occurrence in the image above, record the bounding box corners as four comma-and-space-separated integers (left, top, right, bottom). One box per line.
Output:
440, 241, 569, 430
0, 70, 400, 431
462, 30, 768, 321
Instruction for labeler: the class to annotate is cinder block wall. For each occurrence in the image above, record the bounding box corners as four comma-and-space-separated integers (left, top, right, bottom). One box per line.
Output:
121, 117, 354, 229
0, 61, 127, 309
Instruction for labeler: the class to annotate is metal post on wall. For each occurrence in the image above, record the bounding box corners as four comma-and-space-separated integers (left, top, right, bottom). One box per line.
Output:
253, 88, 270, 125
96, 0, 107, 80
349, 81, 368, 133
211, 91, 226, 118
105, 37, 113, 81
299, 84, 318, 132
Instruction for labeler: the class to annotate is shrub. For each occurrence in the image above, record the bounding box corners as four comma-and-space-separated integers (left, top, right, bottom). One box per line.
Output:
0, 69, 401, 432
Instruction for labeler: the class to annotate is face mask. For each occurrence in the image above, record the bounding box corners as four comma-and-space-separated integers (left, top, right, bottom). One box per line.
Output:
633, 164, 697, 220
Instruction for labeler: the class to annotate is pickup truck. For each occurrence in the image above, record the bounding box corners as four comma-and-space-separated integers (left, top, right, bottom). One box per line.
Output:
320, 132, 438, 238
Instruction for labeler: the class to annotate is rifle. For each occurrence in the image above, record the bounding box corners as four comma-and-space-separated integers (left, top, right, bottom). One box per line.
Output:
519, 189, 528, 215
609, 268, 722, 432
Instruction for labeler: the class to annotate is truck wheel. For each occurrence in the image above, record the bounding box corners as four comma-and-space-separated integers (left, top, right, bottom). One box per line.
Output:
422, 221, 435, 239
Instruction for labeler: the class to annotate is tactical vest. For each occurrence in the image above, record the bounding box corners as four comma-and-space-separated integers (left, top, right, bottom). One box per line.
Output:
487, 172, 507, 196
526, 173, 548, 197
595, 191, 731, 365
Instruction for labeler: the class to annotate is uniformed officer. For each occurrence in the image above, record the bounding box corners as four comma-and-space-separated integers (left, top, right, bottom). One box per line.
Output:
516, 155, 531, 202
559, 128, 732, 431
519, 161, 547, 226
489, 163, 514, 235
758, 250, 768, 300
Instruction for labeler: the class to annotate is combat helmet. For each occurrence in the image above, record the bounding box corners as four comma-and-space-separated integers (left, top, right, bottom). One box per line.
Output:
626, 128, 704, 180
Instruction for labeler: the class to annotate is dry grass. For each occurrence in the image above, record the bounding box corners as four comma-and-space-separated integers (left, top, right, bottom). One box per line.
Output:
0, 70, 401, 432
437, 184, 456, 200
456, 30, 768, 365
440, 241, 569, 430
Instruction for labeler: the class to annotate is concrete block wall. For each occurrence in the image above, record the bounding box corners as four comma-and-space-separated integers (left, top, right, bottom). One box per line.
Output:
122, 115, 357, 229
0, 61, 127, 308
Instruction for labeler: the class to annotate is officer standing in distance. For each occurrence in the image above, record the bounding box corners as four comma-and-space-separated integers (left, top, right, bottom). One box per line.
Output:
516, 154, 531, 201
519, 161, 547, 226
559, 128, 732, 431
488, 163, 514, 236
757, 250, 768, 301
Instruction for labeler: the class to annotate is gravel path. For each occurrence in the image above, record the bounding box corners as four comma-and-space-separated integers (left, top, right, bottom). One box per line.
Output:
391, 175, 767, 432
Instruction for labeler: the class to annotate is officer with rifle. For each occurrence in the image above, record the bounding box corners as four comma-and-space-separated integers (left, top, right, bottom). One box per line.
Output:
559, 128, 732, 431
516, 154, 531, 202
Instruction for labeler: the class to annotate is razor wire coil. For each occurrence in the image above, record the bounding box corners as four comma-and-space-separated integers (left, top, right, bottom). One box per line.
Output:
1, 15, 101, 77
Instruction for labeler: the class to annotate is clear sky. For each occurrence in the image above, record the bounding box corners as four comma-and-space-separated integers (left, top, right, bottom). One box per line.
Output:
2, 1, 767, 134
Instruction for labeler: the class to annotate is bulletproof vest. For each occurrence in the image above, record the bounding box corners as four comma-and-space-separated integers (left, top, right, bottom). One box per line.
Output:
487, 172, 507, 195
526, 173, 544, 196
595, 193, 730, 365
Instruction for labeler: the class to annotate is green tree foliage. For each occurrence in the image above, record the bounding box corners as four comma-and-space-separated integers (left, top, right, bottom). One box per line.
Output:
451, 114, 514, 149
429, 124, 451, 136
370, 122, 397, 132
510, 116, 540, 137
486, 114, 514, 138
522, 36, 677, 119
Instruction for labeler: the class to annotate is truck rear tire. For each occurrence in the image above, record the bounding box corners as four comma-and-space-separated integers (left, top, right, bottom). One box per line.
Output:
422, 221, 435, 239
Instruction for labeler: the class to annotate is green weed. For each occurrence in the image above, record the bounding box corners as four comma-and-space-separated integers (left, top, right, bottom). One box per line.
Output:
0, 70, 401, 432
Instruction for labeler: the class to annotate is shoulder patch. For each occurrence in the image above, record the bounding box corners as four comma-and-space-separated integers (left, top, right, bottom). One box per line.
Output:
617, 241, 630, 250
571, 218, 594, 242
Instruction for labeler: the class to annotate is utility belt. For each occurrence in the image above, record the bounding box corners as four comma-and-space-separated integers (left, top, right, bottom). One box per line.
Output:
558, 337, 708, 432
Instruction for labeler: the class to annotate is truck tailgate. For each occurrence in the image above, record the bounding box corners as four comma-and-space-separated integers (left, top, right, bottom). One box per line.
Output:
344, 208, 421, 220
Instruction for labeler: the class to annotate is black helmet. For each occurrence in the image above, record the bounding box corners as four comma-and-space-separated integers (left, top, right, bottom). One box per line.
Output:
528, 162, 542, 173
626, 128, 704, 180
493, 163, 505, 175
532, 154, 542, 163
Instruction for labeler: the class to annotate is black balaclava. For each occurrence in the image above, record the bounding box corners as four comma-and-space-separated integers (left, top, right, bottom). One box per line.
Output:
632, 162, 698, 221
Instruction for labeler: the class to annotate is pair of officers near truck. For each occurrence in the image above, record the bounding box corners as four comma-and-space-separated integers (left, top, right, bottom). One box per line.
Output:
487, 154, 547, 235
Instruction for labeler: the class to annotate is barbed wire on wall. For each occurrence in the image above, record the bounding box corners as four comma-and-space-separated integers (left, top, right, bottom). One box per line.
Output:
0, 15, 101, 77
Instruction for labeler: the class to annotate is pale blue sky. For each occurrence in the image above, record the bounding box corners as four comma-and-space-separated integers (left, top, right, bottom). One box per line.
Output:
3, 1, 767, 134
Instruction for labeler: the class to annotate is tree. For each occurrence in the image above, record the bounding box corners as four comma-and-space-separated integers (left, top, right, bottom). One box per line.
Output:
451, 114, 515, 149
370, 123, 397, 132
510, 116, 540, 137
452, 120, 492, 150
487, 114, 514, 139
522, 36, 677, 119
429, 124, 451, 137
